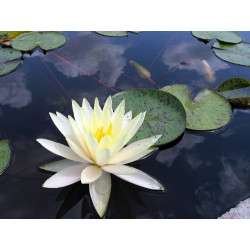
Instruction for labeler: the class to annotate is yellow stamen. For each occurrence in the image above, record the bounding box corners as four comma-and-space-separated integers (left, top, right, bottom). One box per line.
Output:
94, 123, 113, 142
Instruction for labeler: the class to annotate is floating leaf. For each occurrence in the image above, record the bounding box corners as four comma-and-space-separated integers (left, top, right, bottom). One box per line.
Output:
12, 32, 67, 51
0, 48, 22, 76
216, 78, 250, 107
213, 41, 250, 66
112, 88, 186, 146
0, 140, 12, 175
162, 84, 232, 131
0, 31, 30, 42
0, 48, 22, 63
95, 31, 140, 37
0, 61, 21, 76
192, 31, 242, 44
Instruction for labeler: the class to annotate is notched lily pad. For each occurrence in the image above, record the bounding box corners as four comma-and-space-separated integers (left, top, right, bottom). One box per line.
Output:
192, 31, 242, 44
216, 78, 250, 107
112, 88, 186, 146
95, 31, 140, 37
213, 41, 250, 66
0, 139, 12, 176
162, 84, 232, 131
12, 32, 67, 51
0, 48, 22, 76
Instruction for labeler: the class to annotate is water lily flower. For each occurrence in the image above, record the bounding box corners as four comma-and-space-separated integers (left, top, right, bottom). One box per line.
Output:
37, 96, 164, 217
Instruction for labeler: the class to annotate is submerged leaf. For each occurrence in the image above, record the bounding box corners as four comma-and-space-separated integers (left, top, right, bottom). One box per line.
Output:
192, 31, 242, 44
12, 32, 67, 51
0, 140, 12, 175
162, 84, 232, 131
112, 88, 186, 145
95, 31, 140, 37
216, 78, 250, 107
213, 41, 250, 66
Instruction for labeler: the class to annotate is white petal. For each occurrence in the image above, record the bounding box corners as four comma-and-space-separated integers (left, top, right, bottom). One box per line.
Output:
37, 139, 84, 162
50, 113, 78, 145
108, 135, 161, 164
118, 147, 158, 165
82, 98, 93, 121
56, 112, 68, 123
93, 98, 103, 121
102, 164, 137, 175
72, 100, 84, 134
43, 164, 87, 188
115, 168, 164, 190
122, 111, 132, 130
66, 137, 93, 163
96, 148, 111, 166
85, 133, 100, 162
39, 159, 83, 172
89, 171, 111, 217
81, 165, 102, 184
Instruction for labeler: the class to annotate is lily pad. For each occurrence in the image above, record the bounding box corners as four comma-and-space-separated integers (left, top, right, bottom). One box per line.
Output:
0, 140, 12, 175
192, 31, 242, 44
162, 84, 232, 131
0, 48, 22, 63
112, 88, 186, 146
213, 41, 250, 66
216, 78, 250, 107
95, 31, 140, 37
12, 32, 67, 51
0, 31, 30, 42
0, 48, 22, 76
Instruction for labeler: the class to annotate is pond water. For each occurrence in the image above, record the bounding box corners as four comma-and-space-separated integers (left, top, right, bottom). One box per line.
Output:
1, 31, 250, 219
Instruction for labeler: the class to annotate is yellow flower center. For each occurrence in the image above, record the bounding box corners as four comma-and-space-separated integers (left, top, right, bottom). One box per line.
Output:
94, 123, 112, 142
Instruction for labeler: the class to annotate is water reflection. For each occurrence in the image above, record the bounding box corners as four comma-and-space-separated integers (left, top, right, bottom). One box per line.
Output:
0, 71, 32, 109
156, 133, 205, 167
45, 32, 128, 87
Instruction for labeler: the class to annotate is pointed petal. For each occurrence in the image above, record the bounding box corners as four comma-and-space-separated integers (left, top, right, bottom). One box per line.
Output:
37, 139, 84, 162
111, 100, 125, 140
66, 137, 93, 163
94, 98, 103, 121
108, 135, 161, 164
118, 146, 158, 165
115, 168, 164, 190
110, 135, 126, 156
90, 111, 100, 135
122, 111, 132, 130
39, 159, 83, 172
102, 164, 137, 175
85, 133, 100, 162
56, 112, 68, 123
82, 98, 93, 121
89, 171, 111, 217
43, 164, 87, 188
81, 165, 102, 184
72, 100, 85, 134
49, 113, 78, 145
96, 148, 111, 166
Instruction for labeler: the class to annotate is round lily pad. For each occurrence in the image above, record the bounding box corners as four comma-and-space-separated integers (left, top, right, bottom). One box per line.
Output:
0, 139, 12, 176
0, 48, 22, 63
213, 41, 250, 66
112, 88, 186, 146
0, 48, 22, 76
192, 31, 242, 44
12, 32, 67, 51
162, 84, 232, 131
95, 31, 140, 37
216, 78, 250, 107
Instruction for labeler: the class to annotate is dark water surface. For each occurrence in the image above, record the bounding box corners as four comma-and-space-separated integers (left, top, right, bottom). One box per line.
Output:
1, 31, 250, 218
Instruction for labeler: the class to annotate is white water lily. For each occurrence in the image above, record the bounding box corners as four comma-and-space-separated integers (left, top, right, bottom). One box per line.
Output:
37, 96, 164, 217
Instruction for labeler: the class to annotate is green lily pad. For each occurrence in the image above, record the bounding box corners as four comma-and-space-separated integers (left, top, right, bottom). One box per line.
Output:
95, 31, 140, 37
192, 31, 242, 44
0, 139, 12, 176
12, 31, 67, 51
0, 48, 22, 63
0, 48, 22, 76
112, 88, 186, 146
213, 41, 250, 66
216, 78, 250, 107
0, 31, 30, 42
162, 84, 232, 131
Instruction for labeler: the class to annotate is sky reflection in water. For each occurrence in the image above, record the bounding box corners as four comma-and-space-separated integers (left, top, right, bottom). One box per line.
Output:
0, 31, 250, 218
